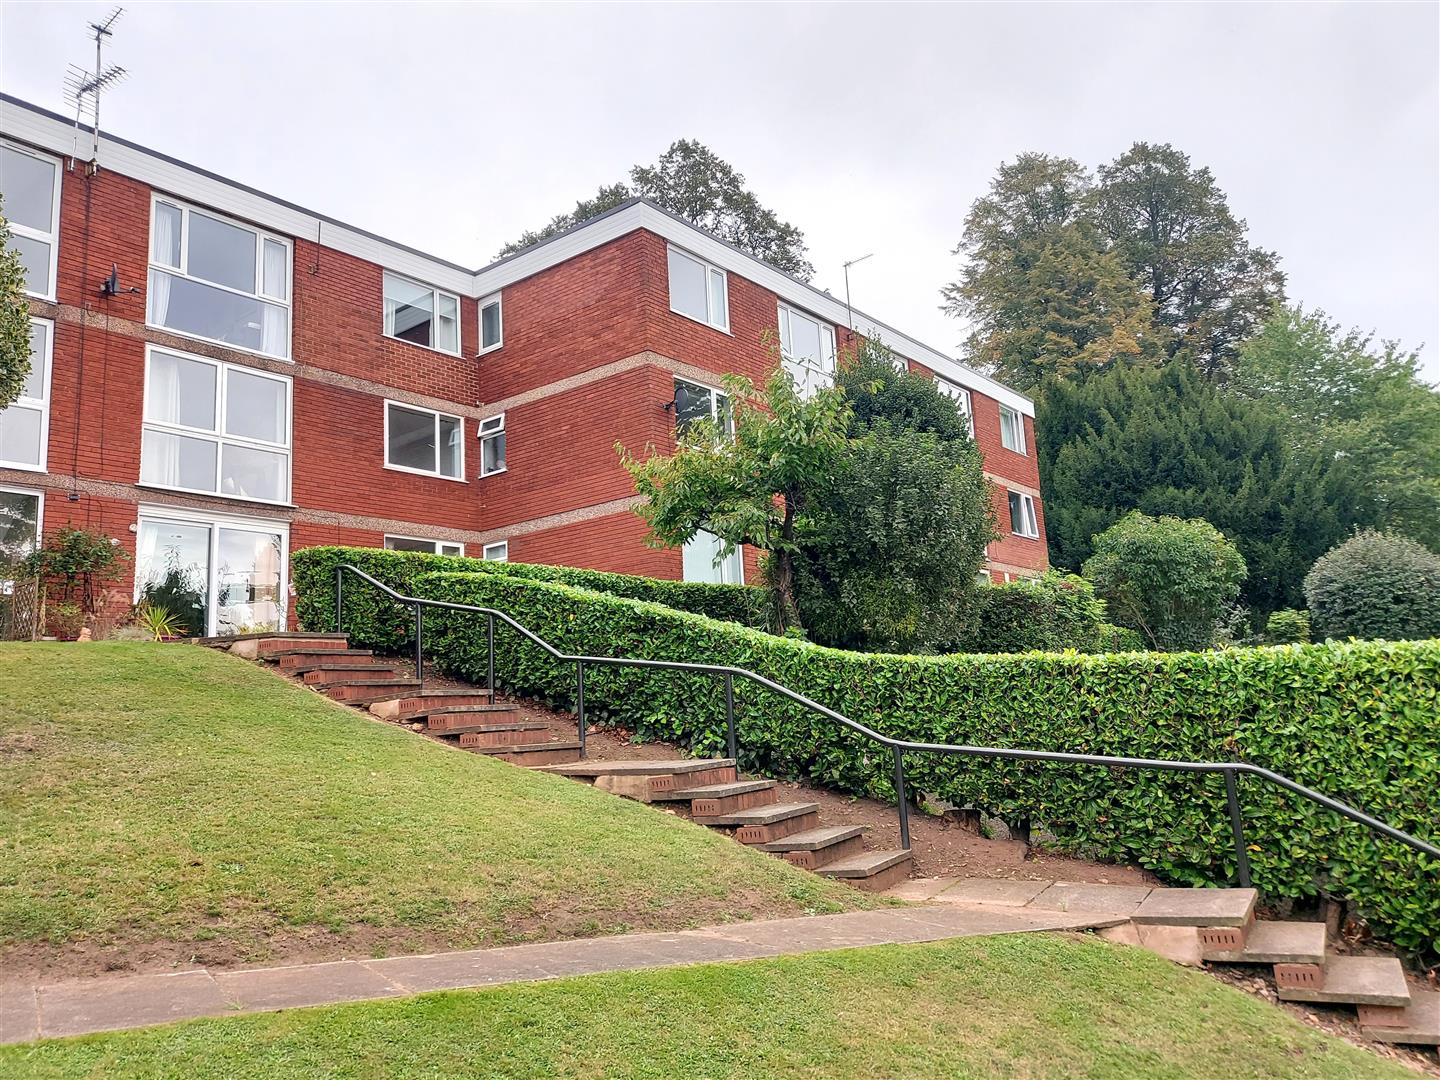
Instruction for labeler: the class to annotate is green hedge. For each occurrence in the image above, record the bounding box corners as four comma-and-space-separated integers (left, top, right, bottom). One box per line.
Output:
411, 570, 1440, 954
292, 546, 769, 650
951, 572, 1140, 653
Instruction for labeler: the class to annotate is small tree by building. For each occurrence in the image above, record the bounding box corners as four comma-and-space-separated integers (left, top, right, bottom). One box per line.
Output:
1303, 530, 1440, 642
1082, 511, 1247, 650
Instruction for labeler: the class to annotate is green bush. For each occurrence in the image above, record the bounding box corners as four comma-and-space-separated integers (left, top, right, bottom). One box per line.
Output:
1304, 530, 1440, 642
291, 546, 768, 651
1264, 608, 1311, 645
953, 572, 1133, 653
406, 570, 1439, 954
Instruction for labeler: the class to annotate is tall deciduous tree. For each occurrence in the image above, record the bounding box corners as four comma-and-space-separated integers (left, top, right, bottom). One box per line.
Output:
1, 198, 33, 411
499, 141, 813, 279
1091, 142, 1286, 377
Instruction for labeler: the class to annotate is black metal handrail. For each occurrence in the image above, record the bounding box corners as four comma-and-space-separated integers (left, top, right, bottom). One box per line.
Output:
334, 563, 1439, 885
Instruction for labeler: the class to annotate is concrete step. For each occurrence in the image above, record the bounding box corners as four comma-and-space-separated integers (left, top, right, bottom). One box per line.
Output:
1131, 887, 1257, 928
322, 679, 421, 704
542, 759, 735, 778
1276, 955, 1411, 1008
1201, 920, 1327, 965
652, 780, 777, 803
275, 649, 376, 670
424, 710, 530, 734
540, 759, 739, 802
485, 741, 584, 766
369, 690, 495, 719
681, 783, 779, 817
816, 849, 914, 892
694, 802, 821, 845
253, 635, 350, 657
759, 825, 867, 870
1359, 989, 1440, 1047
457, 724, 552, 749
302, 666, 400, 686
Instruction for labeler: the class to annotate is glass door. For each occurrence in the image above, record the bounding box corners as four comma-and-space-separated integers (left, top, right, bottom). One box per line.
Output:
215, 527, 283, 635
135, 519, 211, 637
135, 513, 286, 637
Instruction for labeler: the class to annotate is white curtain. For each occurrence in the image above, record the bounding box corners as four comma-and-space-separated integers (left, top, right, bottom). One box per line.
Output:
148, 268, 172, 327
149, 208, 177, 324
260, 303, 287, 359
142, 355, 182, 487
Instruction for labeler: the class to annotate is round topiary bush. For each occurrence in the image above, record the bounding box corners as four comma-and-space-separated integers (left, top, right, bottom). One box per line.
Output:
1263, 608, 1311, 644
1303, 530, 1440, 641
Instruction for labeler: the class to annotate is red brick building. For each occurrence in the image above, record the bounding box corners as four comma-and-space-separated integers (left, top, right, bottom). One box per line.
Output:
1, 94, 1046, 636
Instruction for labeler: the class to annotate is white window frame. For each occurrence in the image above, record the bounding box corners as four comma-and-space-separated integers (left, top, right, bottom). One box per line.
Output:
778, 303, 836, 396
673, 378, 732, 439
147, 195, 293, 361
134, 504, 289, 638
382, 399, 466, 482
384, 535, 465, 557
1008, 491, 1040, 539
0, 483, 44, 590
478, 413, 506, 477
0, 317, 54, 472
478, 293, 503, 355
667, 244, 730, 333
382, 270, 462, 357
481, 540, 509, 562
1000, 403, 1027, 455
139, 345, 293, 506
2, 140, 62, 301
683, 529, 745, 585
934, 376, 974, 438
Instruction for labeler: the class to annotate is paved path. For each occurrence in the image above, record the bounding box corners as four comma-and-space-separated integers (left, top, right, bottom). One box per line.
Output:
1, 905, 1124, 1044
891, 876, 1163, 916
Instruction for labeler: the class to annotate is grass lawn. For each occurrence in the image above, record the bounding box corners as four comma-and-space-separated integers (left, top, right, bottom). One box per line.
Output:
0, 643, 865, 977
1, 933, 1412, 1080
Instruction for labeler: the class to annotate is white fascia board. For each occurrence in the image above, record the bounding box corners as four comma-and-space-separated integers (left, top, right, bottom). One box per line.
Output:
470, 202, 1035, 417
0, 98, 474, 296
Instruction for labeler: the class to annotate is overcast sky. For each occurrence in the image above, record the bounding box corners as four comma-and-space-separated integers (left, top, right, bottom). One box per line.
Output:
3, 1, 1437, 379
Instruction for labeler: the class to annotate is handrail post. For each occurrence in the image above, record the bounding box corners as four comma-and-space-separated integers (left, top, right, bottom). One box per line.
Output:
723, 672, 736, 762
893, 746, 911, 851
414, 602, 424, 692
486, 613, 495, 693
1225, 768, 1252, 888
576, 661, 586, 757
334, 567, 343, 634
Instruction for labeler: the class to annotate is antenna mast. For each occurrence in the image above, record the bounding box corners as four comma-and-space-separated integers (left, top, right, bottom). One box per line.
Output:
63, 7, 127, 169
842, 253, 874, 331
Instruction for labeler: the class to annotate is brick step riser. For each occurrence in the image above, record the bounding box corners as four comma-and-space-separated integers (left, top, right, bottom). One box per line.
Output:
424, 713, 525, 734
647, 766, 737, 796
733, 812, 820, 845
486, 747, 584, 766
782, 834, 866, 870
325, 686, 417, 704
690, 788, 780, 816
457, 729, 545, 749
1274, 964, 1326, 991
371, 694, 493, 718
278, 654, 375, 672
840, 858, 913, 893
257, 639, 350, 656
303, 669, 399, 686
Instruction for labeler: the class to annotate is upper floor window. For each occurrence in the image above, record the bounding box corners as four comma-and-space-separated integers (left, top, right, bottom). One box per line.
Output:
778, 303, 836, 398
479, 413, 506, 476
149, 197, 292, 359
0, 319, 52, 471
999, 404, 1026, 454
385, 535, 464, 557
683, 529, 743, 584
667, 246, 729, 332
482, 540, 509, 562
1, 142, 62, 299
384, 400, 463, 480
1008, 491, 1040, 539
674, 378, 732, 439
140, 346, 292, 504
479, 294, 503, 354
934, 376, 973, 437
383, 271, 459, 355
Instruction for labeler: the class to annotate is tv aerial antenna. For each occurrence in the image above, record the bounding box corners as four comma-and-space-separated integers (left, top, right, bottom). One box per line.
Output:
63, 7, 128, 169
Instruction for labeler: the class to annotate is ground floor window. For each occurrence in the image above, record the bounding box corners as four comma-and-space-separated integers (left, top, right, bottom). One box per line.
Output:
0, 487, 42, 588
384, 535, 464, 556
481, 540, 508, 562
682, 529, 742, 585
134, 510, 286, 637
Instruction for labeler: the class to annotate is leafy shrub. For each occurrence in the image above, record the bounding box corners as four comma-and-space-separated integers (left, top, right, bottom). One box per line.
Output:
1263, 608, 1311, 645
292, 545, 768, 651
404, 570, 1439, 954
1083, 512, 1247, 650
1304, 530, 1440, 642
953, 572, 1124, 653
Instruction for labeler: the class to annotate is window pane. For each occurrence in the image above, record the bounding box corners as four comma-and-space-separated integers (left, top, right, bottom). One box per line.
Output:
147, 351, 217, 430
785, 310, 823, 366
683, 530, 725, 583
0, 406, 42, 467
385, 536, 437, 553
1001, 407, 1024, 452
1008, 492, 1023, 533
0, 146, 56, 232
667, 248, 707, 321
708, 269, 727, 328
483, 542, 508, 562
439, 543, 463, 556
674, 380, 714, 436
0, 490, 40, 564
386, 404, 437, 471
225, 368, 286, 444
141, 429, 219, 492
384, 274, 434, 347
187, 211, 257, 292
436, 293, 459, 353
153, 202, 182, 268
261, 239, 287, 300
150, 269, 290, 357
136, 520, 210, 636
438, 414, 462, 478
23, 322, 47, 400
216, 528, 283, 634
482, 431, 506, 474
220, 443, 287, 502
481, 301, 502, 349
11, 234, 50, 295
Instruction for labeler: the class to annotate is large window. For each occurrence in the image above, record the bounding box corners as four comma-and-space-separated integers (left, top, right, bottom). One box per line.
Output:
1, 142, 61, 299
479, 293, 503, 354
683, 529, 743, 584
999, 404, 1027, 454
384, 401, 463, 480
0, 319, 51, 471
1008, 491, 1040, 539
140, 347, 292, 504
383, 271, 460, 355
778, 304, 836, 398
478, 414, 506, 477
135, 511, 286, 637
673, 378, 731, 439
148, 197, 292, 359
667, 246, 729, 332
0, 486, 42, 578
934, 376, 973, 438
384, 535, 464, 556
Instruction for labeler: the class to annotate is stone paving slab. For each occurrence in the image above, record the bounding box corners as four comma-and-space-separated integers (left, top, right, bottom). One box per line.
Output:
0, 986, 39, 1044
38, 971, 230, 1040
214, 959, 404, 1012
1027, 882, 1154, 916
1132, 887, 1256, 927
930, 878, 1056, 907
